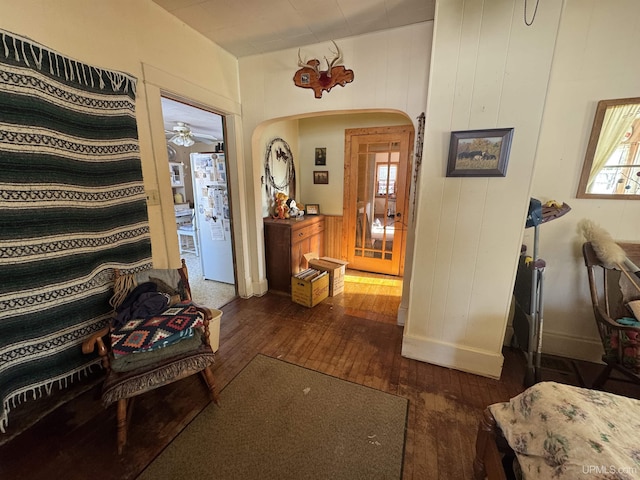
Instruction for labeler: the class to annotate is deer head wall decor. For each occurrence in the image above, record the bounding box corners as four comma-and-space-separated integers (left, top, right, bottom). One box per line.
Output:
293, 41, 354, 98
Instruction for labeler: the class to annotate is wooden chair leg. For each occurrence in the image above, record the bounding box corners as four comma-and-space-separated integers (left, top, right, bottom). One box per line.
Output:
116, 398, 127, 455
116, 397, 135, 455
200, 366, 220, 405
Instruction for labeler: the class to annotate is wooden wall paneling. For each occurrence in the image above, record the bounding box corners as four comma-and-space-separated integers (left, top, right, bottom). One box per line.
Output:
323, 215, 344, 260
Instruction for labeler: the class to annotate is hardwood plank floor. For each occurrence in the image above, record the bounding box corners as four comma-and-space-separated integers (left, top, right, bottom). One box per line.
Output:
1, 270, 639, 479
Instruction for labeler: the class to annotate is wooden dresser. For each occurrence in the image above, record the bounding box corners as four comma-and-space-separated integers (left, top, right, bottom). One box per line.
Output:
264, 215, 325, 293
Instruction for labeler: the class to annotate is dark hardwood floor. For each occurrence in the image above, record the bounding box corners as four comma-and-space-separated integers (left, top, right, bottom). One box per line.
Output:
1, 270, 638, 479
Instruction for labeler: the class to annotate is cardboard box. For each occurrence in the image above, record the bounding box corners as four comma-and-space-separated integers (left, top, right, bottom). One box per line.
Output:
308, 257, 349, 296
291, 270, 329, 307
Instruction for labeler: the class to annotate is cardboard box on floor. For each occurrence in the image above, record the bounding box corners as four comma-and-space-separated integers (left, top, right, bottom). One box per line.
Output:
291, 270, 329, 307
305, 254, 349, 296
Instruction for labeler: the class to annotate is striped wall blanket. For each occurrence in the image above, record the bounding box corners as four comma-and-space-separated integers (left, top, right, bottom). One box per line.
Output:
0, 29, 152, 432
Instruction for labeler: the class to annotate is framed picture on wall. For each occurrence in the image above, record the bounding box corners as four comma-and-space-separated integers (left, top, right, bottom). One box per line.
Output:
305, 204, 320, 215
313, 170, 329, 184
315, 147, 326, 165
446, 128, 514, 177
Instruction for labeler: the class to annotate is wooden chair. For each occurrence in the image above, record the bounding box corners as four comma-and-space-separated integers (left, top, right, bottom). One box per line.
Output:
582, 241, 640, 388
82, 260, 220, 453
177, 209, 199, 256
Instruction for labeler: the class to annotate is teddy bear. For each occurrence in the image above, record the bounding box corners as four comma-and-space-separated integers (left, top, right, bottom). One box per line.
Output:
272, 192, 289, 219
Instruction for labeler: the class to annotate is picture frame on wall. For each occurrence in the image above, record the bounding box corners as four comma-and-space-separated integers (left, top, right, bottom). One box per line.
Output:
315, 147, 326, 165
305, 204, 320, 215
446, 128, 514, 177
313, 170, 329, 184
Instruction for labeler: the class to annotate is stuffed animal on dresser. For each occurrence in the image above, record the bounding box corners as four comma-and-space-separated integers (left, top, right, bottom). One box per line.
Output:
273, 192, 289, 219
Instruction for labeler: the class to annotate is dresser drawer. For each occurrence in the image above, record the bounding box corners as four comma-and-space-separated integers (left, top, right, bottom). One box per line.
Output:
292, 220, 324, 244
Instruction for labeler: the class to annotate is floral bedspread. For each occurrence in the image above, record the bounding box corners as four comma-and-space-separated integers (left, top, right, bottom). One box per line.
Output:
490, 382, 640, 479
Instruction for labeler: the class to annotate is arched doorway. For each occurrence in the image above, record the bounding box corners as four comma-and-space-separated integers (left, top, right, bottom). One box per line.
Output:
252, 109, 416, 284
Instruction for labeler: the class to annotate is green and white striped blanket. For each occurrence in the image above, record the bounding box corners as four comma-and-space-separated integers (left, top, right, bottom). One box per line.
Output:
0, 29, 152, 432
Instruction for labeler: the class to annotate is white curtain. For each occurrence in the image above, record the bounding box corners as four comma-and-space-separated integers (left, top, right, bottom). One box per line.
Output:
587, 103, 639, 191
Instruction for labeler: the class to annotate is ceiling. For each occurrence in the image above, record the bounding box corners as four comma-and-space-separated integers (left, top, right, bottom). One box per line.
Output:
161, 97, 224, 146
152, 0, 435, 58
157, 0, 435, 142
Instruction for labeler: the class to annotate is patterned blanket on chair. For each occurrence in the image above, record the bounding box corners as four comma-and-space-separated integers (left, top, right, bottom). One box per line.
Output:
111, 302, 204, 357
0, 29, 152, 432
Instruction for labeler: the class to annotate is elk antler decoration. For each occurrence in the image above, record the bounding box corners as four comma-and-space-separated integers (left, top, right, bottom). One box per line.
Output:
293, 41, 354, 98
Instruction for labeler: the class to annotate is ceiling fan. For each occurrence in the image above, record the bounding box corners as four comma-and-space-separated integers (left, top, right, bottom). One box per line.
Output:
165, 122, 217, 146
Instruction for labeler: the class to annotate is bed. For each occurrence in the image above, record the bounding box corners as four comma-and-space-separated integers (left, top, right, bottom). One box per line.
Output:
473, 382, 640, 479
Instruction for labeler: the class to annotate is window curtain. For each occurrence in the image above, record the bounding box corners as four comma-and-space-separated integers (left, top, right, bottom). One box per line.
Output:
587, 103, 638, 192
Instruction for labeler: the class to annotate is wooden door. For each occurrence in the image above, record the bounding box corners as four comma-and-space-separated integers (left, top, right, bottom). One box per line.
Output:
343, 126, 413, 275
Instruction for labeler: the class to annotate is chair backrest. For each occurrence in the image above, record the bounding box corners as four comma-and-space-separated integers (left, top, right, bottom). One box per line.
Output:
583, 242, 640, 381
110, 262, 192, 310
583, 242, 628, 320
583, 241, 640, 347
583, 242, 625, 365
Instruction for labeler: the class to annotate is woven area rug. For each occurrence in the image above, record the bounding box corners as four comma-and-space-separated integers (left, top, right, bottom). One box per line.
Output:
0, 29, 151, 433
139, 355, 408, 480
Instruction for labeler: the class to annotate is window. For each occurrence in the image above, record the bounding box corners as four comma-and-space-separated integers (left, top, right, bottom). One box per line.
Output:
589, 124, 640, 195
377, 163, 397, 196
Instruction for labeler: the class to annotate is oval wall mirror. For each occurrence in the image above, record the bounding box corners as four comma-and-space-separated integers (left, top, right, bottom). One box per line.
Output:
577, 97, 640, 199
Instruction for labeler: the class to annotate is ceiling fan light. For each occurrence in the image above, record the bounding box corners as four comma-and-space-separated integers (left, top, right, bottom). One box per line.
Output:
169, 122, 196, 147
170, 134, 184, 146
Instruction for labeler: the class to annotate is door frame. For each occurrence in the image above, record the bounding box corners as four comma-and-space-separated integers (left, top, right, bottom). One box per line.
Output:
160, 94, 238, 290
342, 125, 414, 276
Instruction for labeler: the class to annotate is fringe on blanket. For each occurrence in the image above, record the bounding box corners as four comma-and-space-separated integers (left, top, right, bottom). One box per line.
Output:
101, 353, 214, 407
0, 358, 103, 433
110, 274, 136, 310
0, 30, 137, 96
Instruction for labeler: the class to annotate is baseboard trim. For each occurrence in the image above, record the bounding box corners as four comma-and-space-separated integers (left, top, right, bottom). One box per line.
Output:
541, 331, 603, 364
397, 304, 408, 326
401, 334, 504, 379
503, 326, 603, 364
251, 278, 269, 297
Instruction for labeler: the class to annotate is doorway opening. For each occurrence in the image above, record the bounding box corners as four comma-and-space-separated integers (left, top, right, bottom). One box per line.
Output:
253, 111, 415, 321
160, 96, 236, 308
343, 125, 414, 276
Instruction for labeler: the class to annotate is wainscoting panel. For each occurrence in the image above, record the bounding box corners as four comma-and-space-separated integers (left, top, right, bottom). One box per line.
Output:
323, 215, 344, 260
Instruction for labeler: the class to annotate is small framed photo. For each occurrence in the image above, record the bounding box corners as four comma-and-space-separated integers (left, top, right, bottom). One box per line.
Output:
305, 203, 320, 215
315, 147, 326, 165
313, 170, 329, 184
446, 128, 514, 177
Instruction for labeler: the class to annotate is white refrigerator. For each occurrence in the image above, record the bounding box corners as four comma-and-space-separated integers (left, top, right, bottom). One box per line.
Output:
190, 153, 235, 284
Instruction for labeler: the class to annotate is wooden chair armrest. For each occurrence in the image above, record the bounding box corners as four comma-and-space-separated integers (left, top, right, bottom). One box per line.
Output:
473, 408, 508, 480
82, 327, 111, 369
191, 304, 213, 347
194, 304, 214, 321
597, 306, 640, 332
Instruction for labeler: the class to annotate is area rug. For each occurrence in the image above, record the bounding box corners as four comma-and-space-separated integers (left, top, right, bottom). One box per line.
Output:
139, 355, 408, 480
0, 28, 151, 433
